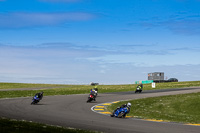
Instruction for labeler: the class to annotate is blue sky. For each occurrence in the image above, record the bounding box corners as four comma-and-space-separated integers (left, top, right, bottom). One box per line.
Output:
0, 0, 200, 84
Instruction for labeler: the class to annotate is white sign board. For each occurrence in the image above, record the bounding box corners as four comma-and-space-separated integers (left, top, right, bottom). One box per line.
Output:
152, 82, 156, 88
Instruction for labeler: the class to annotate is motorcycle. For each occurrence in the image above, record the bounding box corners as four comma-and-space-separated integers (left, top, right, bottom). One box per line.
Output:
31, 95, 40, 104
110, 106, 130, 118
31, 93, 43, 105
135, 87, 142, 93
87, 94, 96, 102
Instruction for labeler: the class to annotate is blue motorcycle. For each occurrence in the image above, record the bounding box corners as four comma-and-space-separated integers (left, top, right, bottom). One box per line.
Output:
31, 92, 43, 105
31, 95, 40, 105
110, 106, 130, 118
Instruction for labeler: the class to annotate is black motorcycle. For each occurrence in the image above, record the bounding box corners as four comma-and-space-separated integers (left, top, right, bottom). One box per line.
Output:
87, 94, 96, 102
135, 84, 143, 93
135, 87, 142, 93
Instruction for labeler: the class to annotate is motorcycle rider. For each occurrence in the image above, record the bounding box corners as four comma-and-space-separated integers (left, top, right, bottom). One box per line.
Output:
91, 86, 98, 93
121, 102, 131, 113
137, 83, 143, 90
35, 91, 43, 100
121, 102, 131, 108
94, 86, 98, 92
90, 85, 98, 96
135, 83, 143, 93
140, 83, 143, 89
126, 102, 131, 113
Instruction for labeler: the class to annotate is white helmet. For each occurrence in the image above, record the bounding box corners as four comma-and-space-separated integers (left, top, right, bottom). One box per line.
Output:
127, 102, 131, 107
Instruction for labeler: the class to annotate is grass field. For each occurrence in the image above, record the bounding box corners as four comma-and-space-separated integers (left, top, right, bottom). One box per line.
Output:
0, 81, 200, 98
0, 118, 97, 133
0, 81, 200, 131
0, 83, 71, 90
107, 92, 200, 124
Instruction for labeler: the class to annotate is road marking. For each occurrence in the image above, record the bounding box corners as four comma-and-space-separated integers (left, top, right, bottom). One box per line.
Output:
144, 119, 164, 122
102, 103, 112, 105
100, 112, 112, 114
91, 100, 200, 126
95, 106, 105, 108
112, 101, 120, 103
186, 123, 200, 126
94, 109, 104, 111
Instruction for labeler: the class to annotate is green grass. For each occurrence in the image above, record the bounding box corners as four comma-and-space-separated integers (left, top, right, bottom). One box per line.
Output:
0, 118, 97, 133
141, 80, 200, 90
107, 92, 200, 124
0, 83, 70, 89
0, 84, 135, 98
0, 81, 200, 98
0, 82, 200, 132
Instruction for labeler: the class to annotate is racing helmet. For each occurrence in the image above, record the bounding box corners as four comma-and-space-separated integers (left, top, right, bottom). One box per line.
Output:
127, 102, 131, 107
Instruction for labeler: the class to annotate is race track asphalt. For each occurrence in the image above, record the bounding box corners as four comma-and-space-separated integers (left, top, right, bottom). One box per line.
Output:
0, 87, 200, 133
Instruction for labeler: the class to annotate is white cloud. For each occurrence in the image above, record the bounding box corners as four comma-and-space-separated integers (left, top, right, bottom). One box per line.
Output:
0, 12, 96, 28
139, 14, 200, 35
1, 45, 200, 84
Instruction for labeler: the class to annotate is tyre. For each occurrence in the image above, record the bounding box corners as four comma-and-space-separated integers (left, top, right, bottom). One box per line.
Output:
87, 98, 91, 103
118, 112, 124, 118
110, 111, 115, 117
122, 113, 126, 118
110, 114, 114, 117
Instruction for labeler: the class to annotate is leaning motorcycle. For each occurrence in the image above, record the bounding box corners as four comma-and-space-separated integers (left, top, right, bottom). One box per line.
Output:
87, 94, 95, 102
110, 106, 129, 118
135, 87, 142, 93
31, 95, 40, 105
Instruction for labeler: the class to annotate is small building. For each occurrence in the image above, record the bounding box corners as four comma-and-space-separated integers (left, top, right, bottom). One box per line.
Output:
148, 72, 164, 82
90, 82, 99, 86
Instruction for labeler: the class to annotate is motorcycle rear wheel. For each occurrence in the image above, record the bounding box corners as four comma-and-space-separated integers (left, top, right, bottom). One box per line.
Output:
87, 98, 92, 103
118, 112, 125, 118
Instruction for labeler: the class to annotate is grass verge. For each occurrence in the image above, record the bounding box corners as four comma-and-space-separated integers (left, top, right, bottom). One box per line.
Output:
107, 92, 200, 124
0, 83, 68, 90
0, 81, 200, 98
0, 118, 97, 133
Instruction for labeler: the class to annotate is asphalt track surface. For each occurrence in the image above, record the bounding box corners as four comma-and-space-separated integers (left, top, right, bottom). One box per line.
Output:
0, 87, 200, 133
